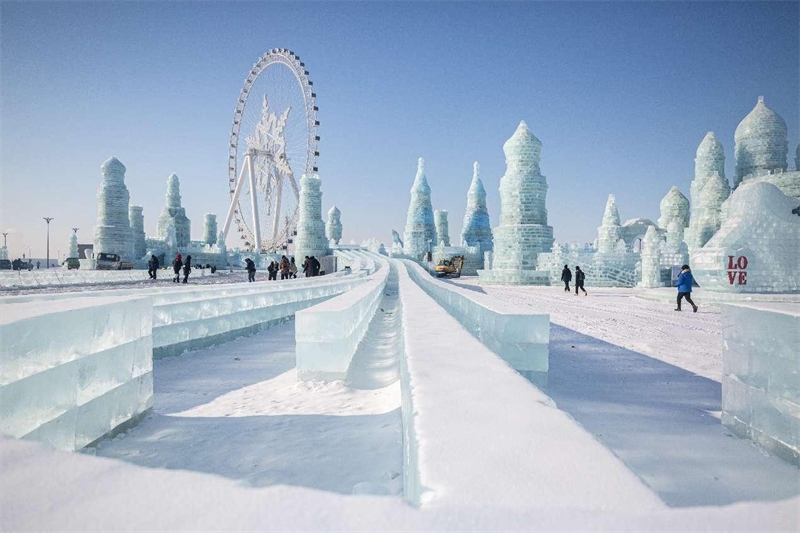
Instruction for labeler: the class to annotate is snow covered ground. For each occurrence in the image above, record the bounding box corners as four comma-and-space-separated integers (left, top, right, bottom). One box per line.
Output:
91, 322, 403, 495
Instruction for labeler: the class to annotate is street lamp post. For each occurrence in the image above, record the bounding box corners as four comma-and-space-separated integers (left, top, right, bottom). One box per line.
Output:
2, 232, 7, 247
43, 217, 54, 268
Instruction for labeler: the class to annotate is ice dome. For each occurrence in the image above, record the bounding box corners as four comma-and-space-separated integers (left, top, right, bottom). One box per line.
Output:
658, 186, 690, 229
734, 96, 788, 187
503, 121, 542, 173
328, 206, 340, 217
692, 181, 800, 293
101, 156, 126, 178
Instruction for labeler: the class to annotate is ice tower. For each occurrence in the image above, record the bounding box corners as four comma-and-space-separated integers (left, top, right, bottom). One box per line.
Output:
434, 210, 450, 247
294, 173, 329, 260
686, 132, 730, 253
403, 158, 436, 259
129, 206, 146, 260
326, 206, 343, 245
93, 156, 133, 259
460, 162, 493, 251
156, 173, 191, 247
203, 214, 217, 246
478, 121, 553, 285
658, 187, 690, 230
597, 194, 622, 254
67, 229, 79, 259
734, 96, 788, 189
639, 226, 662, 288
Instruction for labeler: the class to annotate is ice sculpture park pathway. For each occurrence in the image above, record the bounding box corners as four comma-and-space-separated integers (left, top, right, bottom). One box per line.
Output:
93, 322, 404, 495
452, 281, 799, 507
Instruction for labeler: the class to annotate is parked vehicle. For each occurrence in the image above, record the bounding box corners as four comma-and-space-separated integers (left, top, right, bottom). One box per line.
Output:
434, 255, 465, 278
95, 253, 134, 270
63, 258, 80, 270
0, 259, 11, 270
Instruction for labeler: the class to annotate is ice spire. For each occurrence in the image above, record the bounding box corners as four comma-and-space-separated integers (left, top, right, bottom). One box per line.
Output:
325, 205, 343, 245
639, 225, 662, 288
203, 214, 218, 245
129, 205, 146, 259
156, 173, 191, 247
403, 157, 436, 259
461, 161, 493, 251
687, 133, 731, 254
597, 194, 622, 254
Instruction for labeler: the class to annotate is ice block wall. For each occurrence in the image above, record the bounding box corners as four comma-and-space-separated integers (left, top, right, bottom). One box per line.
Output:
152, 273, 367, 358
0, 296, 153, 451
295, 257, 389, 380
721, 302, 799, 465
403, 259, 549, 387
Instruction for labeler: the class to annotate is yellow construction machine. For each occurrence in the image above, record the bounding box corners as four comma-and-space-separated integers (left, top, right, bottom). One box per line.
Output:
434, 255, 465, 278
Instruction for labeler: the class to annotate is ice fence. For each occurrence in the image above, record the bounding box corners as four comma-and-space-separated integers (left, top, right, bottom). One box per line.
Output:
401, 259, 549, 387
721, 302, 799, 465
0, 296, 153, 451
296, 255, 389, 380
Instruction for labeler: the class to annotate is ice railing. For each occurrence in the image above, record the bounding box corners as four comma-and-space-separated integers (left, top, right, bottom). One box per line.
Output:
334, 249, 378, 274
0, 295, 153, 452
295, 254, 389, 380
401, 259, 549, 387
395, 262, 663, 510
151, 273, 369, 358
0, 267, 223, 290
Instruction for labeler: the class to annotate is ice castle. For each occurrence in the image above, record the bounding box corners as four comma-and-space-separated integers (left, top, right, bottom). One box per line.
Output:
478, 121, 553, 285
403, 158, 436, 259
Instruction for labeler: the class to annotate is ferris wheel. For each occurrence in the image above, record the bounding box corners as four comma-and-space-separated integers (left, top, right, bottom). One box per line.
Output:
222, 48, 319, 253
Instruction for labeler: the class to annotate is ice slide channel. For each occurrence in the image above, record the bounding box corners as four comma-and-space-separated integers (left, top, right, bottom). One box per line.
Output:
400, 259, 550, 388
296, 254, 388, 380
395, 262, 664, 510
1, 296, 153, 451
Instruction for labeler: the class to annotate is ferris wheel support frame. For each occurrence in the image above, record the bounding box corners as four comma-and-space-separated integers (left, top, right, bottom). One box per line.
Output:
222, 149, 271, 249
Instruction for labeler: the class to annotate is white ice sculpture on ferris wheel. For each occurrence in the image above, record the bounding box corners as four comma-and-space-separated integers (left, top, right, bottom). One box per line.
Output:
222, 48, 320, 253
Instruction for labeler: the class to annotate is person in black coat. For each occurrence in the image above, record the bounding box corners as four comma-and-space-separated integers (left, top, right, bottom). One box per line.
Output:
172, 254, 183, 283
148, 254, 160, 280
560, 264, 572, 292
182, 255, 192, 284
574, 265, 587, 296
302, 256, 310, 277
310, 256, 321, 277
245, 258, 257, 282
267, 260, 277, 281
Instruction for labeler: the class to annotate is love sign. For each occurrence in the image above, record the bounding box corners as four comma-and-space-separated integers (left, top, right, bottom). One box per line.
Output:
727, 255, 748, 285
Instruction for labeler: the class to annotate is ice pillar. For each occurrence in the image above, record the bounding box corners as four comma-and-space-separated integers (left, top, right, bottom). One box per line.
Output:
294, 173, 329, 260
93, 156, 133, 260
596, 194, 622, 254
687, 132, 730, 253
129, 206, 146, 260
156, 173, 191, 247
203, 214, 218, 246
478, 121, 553, 285
639, 226, 662, 288
434, 210, 450, 247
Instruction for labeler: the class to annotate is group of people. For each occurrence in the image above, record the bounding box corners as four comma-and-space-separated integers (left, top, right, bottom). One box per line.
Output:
560, 264, 587, 296
259, 255, 321, 282
167, 254, 191, 283
560, 263, 699, 312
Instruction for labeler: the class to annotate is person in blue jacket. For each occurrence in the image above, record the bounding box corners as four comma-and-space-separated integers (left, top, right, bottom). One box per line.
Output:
676, 264, 698, 312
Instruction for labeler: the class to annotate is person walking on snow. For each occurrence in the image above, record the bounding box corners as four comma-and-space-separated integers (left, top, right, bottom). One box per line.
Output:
245, 257, 256, 282
574, 266, 587, 296
172, 254, 183, 283
561, 264, 572, 292
302, 256, 310, 277
289, 257, 298, 278
182, 255, 192, 284
675, 264, 698, 312
148, 254, 160, 279
279, 255, 290, 280
267, 260, 277, 281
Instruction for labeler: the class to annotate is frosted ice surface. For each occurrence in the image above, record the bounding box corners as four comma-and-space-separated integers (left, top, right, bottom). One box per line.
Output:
403, 158, 436, 259
692, 181, 800, 293
0, 296, 153, 451
722, 302, 799, 464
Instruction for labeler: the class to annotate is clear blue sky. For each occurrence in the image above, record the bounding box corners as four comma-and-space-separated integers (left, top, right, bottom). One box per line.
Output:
1, 1, 797, 259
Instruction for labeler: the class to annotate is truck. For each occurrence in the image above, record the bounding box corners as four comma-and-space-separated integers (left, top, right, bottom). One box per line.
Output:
95, 253, 134, 270
434, 255, 465, 278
